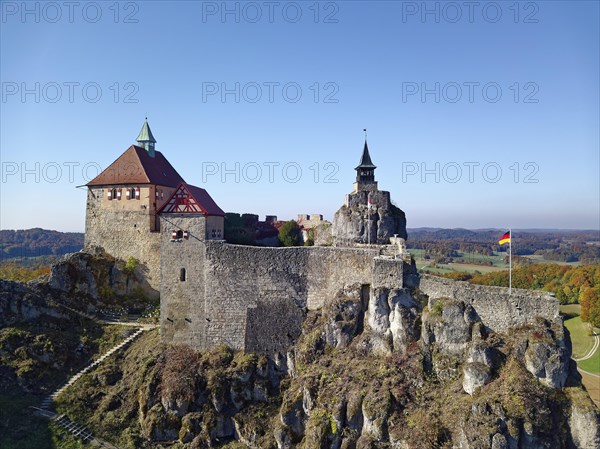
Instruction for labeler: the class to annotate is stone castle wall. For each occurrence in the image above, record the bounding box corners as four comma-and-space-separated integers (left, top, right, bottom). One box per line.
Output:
419, 273, 559, 333
84, 188, 162, 296
160, 239, 388, 353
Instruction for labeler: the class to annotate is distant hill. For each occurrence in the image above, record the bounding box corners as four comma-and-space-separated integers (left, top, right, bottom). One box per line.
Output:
0, 228, 84, 260
406, 228, 599, 264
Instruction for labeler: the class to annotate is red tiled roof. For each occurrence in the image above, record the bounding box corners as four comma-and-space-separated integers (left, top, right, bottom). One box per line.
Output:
86, 145, 184, 187
158, 182, 225, 217
186, 184, 225, 217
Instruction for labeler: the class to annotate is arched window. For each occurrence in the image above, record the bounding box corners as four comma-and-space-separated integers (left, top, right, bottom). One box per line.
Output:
112, 188, 118, 200
180, 268, 186, 282
176, 230, 184, 239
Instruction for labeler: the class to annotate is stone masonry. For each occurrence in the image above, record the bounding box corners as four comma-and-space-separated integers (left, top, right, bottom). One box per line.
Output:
159, 229, 412, 353
419, 274, 559, 333
84, 186, 175, 297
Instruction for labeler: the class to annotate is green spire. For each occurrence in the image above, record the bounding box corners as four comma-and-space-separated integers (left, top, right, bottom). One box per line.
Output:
136, 118, 156, 157
136, 118, 156, 144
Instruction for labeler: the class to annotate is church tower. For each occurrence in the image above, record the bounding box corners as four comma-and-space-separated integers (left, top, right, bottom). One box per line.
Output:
353, 140, 378, 193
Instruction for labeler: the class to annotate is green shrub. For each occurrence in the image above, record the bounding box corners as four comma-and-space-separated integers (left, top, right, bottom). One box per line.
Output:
278, 220, 301, 247
124, 257, 139, 275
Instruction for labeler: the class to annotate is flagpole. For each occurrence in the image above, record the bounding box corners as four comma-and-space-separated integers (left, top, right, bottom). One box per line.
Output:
509, 228, 512, 295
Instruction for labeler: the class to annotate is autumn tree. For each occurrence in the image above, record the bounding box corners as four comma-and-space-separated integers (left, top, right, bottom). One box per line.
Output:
580, 287, 600, 328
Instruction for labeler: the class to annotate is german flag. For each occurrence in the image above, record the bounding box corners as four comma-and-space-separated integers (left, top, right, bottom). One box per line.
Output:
499, 231, 511, 245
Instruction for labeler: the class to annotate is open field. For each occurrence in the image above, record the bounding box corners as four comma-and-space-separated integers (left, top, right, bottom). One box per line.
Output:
418, 262, 504, 275
522, 254, 582, 267
560, 304, 582, 317
578, 346, 600, 374
564, 316, 596, 359
560, 306, 600, 378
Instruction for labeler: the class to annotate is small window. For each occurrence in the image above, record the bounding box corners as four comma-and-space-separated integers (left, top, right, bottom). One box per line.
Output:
176, 230, 184, 239
180, 268, 186, 282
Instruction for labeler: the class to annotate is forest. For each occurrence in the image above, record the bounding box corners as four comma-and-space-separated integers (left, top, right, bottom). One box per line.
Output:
0, 228, 83, 259
407, 228, 599, 264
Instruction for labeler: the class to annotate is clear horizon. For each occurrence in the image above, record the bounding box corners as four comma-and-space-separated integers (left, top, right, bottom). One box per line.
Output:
1, 1, 599, 232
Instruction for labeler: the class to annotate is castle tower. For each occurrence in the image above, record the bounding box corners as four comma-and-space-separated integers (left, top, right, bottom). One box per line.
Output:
158, 182, 225, 348
333, 137, 407, 245
353, 140, 378, 193
136, 118, 157, 157
84, 120, 185, 294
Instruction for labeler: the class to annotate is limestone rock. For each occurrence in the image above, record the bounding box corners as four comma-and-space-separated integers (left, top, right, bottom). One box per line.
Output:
491, 432, 509, 449
323, 288, 363, 348
462, 362, 492, 395
569, 402, 600, 449
332, 190, 407, 246
519, 319, 570, 388
423, 299, 479, 356
361, 389, 391, 441
387, 288, 420, 353
524, 340, 569, 388
367, 288, 391, 335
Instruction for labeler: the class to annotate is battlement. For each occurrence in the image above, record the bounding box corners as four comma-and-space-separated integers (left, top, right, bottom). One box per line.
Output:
297, 213, 325, 227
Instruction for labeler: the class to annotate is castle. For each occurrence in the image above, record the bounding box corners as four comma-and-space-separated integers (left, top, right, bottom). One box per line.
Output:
85, 121, 559, 354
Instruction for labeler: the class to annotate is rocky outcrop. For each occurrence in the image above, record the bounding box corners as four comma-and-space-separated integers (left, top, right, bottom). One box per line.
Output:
0, 279, 66, 327
48, 284, 598, 449
332, 190, 407, 246
49, 250, 154, 301
568, 390, 600, 449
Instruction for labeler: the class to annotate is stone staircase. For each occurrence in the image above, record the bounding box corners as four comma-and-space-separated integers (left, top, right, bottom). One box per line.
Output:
41, 328, 144, 409
50, 298, 146, 327
31, 406, 121, 448
54, 414, 94, 443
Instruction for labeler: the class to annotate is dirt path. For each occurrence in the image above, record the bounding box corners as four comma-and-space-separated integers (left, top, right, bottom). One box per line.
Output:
579, 370, 600, 408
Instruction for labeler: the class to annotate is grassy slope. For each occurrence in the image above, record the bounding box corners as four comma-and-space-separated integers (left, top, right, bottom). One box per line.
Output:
564, 316, 595, 359
559, 306, 600, 406
0, 319, 137, 449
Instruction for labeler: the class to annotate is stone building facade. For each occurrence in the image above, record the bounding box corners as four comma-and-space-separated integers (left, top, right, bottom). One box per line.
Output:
84, 120, 184, 294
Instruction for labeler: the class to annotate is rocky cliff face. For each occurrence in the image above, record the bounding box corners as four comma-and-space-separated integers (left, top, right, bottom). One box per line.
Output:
55, 283, 599, 449
49, 249, 154, 305
332, 190, 407, 246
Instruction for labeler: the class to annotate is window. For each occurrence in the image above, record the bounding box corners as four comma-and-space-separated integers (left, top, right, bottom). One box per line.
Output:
112, 188, 118, 200
176, 230, 184, 239
180, 268, 186, 282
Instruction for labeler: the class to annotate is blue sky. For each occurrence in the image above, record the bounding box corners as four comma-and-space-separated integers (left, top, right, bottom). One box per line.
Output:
1, 1, 598, 232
